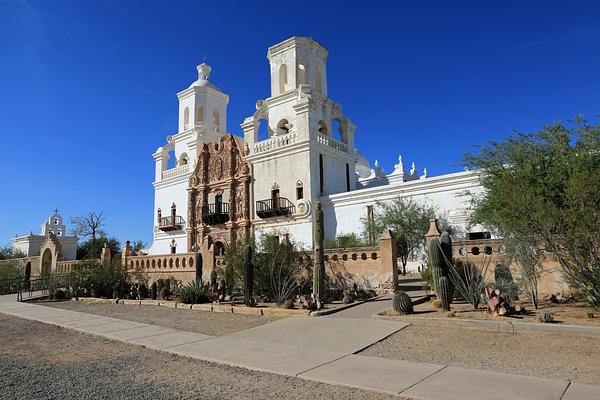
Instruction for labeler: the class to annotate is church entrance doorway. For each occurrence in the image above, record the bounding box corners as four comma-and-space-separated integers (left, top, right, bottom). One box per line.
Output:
25, 262, 31, 290
41, 249, 52, 278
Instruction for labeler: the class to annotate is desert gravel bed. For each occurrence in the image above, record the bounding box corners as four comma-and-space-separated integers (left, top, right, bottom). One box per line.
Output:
0, 314, 405, 400
361, 323, 600, 385
39, 301, 278, 336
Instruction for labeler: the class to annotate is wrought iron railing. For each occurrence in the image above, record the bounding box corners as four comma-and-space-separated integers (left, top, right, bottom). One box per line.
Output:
158, 215, 185, 231
201, 203, 230, 225
256, 197, 295, 218
16, 273, 71, 302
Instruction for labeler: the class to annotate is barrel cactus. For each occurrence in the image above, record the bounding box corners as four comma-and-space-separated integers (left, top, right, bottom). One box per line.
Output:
243, 244, 254, 307
392, 290, 413, 314
538, 311, 554, 323
313, 201, 325, 310
438, 276, 452, 311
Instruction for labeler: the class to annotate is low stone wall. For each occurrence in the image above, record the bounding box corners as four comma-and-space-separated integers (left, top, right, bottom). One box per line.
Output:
452, 239, 568, 295
322, 247, 392, 289
126, 253, 214, 284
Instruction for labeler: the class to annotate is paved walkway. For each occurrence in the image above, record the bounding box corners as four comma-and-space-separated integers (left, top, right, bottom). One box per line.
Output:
1, 294, 598, 400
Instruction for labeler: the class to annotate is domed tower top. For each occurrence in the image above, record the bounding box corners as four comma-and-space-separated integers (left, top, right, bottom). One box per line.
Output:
177, 62, 229, 133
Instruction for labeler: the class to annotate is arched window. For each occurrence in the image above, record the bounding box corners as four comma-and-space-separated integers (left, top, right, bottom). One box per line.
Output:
332, 119, 343, 142
276, 119, 290, 135
317, 120, 328, 135
196, 107, 204, 124
297, 62, 307, 86
57, 229, 62, 237
315, 67, 322, 93
167, 149, 176, 169
257, 118, 270, 141
296, 181, 304, 200
279, 64, 287, 94
178, 152, 188, 166
212, 109, 220, 131
183, 107, 190, 130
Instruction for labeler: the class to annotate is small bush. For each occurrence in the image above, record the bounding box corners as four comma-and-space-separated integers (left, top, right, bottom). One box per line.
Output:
177, 282, 208, 304
53, 289, 66, 300
538, 311, 554, 323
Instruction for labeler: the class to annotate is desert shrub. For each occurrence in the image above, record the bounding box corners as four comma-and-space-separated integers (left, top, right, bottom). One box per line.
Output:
68, 259, 131, 298
178, 281, 209, 304
420, 262, 433, 288
324, 233, 366, 249
53, 288, 66, 300
493, 278, 519, 301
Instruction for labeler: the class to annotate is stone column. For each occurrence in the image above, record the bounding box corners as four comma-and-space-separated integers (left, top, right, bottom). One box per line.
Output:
379, 229, 398, 291
100, 243, 111, 269
424, 218, 441, 246
122, 240, 132, 267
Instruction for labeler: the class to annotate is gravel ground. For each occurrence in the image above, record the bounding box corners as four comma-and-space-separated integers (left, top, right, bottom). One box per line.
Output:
0, 314, 405, 400
39, 301, 279, 336
361, 323, 600, 385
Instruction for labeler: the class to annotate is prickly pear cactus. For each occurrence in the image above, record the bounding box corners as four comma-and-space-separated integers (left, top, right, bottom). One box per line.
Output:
392, 290, 413, 314
243, 245, 254, 307
438, 276, 452, 311
313, 201, 325, 310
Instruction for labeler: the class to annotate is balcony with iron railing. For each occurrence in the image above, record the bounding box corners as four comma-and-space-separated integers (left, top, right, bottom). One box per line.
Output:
256, 197, 295, 218
158, 215, 185, 231
202, 203, 230, 225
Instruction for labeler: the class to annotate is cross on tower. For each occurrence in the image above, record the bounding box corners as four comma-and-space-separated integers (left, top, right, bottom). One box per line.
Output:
54, 208, 59, 214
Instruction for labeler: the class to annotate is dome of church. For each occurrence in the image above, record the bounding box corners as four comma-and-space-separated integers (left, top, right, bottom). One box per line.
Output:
356, 151, 371, 179
188, 63, 222, 91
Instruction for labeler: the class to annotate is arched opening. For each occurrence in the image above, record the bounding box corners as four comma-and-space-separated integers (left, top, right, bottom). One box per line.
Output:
214, 242, 225, 257
276, 119, 290, 135
170, 239, 177, 254
196, 107, 204, 124
332, 119, 343, 142
166, 149, 177, 169
41, 249, 52, 278
57, 229, 62, 237
296, 180, 304, 200
212, 109, 220, 131
257, 118, 269, 141
317, 120, 328, 136
178, 152, 188, 166
315, 67, 322, 93
279, 64, 288, 94
25, 262, 31, 290
183, 107, 190, 130
297, 62, 307, 86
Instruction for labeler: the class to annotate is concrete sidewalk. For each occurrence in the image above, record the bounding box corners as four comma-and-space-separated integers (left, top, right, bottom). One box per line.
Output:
1, 296, 598, 400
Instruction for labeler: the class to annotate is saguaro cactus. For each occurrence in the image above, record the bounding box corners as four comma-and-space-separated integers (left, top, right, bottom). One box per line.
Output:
243, 245, 254, 307
313, 201, 325, 310
438, 276, 451, 311
428, 237, 443, 296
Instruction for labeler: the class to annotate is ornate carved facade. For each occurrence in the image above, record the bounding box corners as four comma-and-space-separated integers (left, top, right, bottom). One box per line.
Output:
187, 134, 251, 251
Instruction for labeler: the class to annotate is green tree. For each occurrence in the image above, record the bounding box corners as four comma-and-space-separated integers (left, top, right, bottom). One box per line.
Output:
365, 197, 452, 276
0, 245, 25, 260
464, 118, 600, 307
77, 236, 121, 260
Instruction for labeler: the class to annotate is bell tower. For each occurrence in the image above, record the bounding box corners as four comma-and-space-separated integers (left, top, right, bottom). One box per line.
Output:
177, 63, 229, 134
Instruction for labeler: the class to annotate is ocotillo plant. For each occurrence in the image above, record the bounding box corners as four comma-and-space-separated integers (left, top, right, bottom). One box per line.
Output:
243, 244, 254, 307
313, 201, 325, 310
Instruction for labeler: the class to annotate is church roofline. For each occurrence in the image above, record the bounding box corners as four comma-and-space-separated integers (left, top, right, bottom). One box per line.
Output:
267, 36, 329, 60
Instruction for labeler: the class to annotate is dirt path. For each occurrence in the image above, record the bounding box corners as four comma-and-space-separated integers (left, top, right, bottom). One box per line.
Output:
361, 323, 600, 385
0, 313, 405, 400
40, 300, 280, 336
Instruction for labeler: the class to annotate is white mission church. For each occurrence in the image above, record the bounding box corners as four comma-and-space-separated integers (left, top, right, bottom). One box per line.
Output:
148, 36, 486, 262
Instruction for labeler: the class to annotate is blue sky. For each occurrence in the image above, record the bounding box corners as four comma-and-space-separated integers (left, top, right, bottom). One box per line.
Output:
1, 0, 599, 247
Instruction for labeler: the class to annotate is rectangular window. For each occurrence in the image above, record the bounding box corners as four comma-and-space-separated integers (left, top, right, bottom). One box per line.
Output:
319, 154, 324, 194
345, 163, 350, 191
215, 194, 223, 213
296, 186, 304, 200
467, 232, 491, 240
